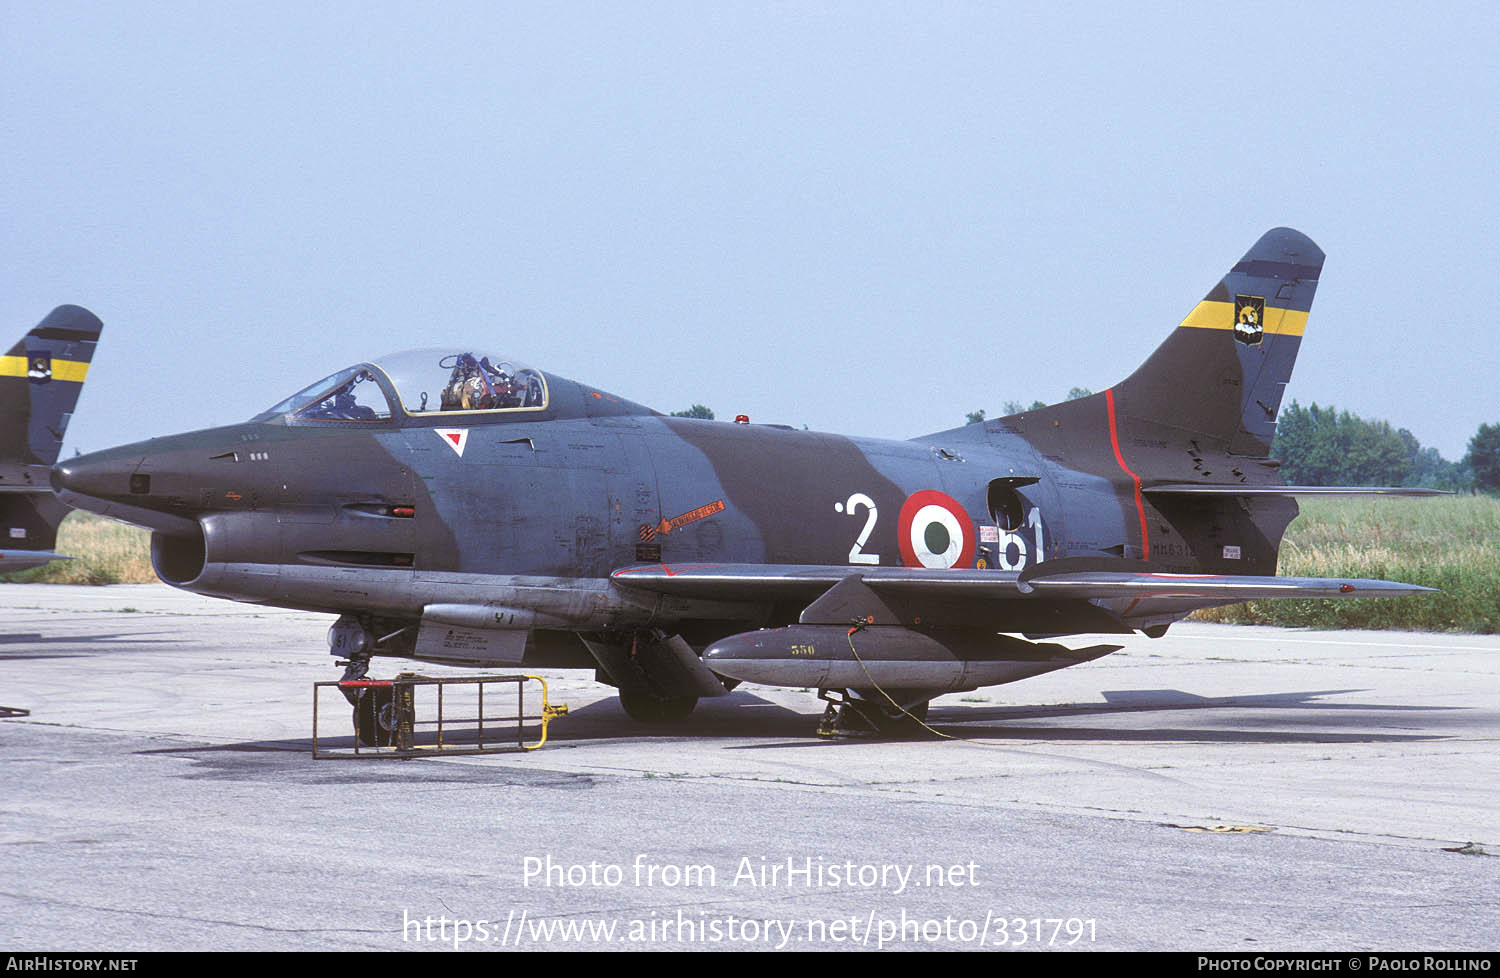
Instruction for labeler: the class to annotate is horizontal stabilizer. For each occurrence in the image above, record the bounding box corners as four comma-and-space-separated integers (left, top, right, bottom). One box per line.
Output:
0, 493, 74, 572
0, 549, 70, 573
1145, 484, 1450, 497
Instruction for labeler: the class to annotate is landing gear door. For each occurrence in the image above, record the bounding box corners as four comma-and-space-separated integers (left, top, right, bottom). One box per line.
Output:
413, 619, 527, 666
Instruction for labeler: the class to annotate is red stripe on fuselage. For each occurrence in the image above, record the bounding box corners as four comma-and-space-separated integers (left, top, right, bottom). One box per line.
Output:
1105, 388, 1150, 561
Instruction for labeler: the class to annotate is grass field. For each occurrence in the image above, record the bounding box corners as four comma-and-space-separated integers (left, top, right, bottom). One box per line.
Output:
7, 497, 1497, 632
2, 511, 155, 585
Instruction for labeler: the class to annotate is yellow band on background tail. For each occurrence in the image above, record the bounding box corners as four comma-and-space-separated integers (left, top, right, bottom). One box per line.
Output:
0, 355, 91, 382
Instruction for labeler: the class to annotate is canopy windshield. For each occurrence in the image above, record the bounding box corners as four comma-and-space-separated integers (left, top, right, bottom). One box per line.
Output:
258, 365, 393, 422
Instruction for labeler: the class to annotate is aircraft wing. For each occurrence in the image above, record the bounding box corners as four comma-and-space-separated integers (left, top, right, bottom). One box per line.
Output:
1008, 569, 1434, 599
611, 562, 1027, 601
609, 562, 1435, 606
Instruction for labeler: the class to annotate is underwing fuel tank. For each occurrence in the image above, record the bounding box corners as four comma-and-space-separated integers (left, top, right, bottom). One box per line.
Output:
702, 626, 1119, 692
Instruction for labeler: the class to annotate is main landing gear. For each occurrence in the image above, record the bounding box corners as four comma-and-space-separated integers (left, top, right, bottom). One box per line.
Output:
817, 689, 932, 738
579, 629, 727, 727
617, 689, 698, 725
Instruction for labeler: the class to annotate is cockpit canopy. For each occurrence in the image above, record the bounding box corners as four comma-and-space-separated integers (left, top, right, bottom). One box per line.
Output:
257, 348, 550, 422
380, 349, 548, 415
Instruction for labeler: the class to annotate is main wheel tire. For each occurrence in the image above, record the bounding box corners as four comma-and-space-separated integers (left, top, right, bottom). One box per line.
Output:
353, 687, 397, 746
898, 700, 930, 724
843, 694, 930, 736
618, 690, 698, 724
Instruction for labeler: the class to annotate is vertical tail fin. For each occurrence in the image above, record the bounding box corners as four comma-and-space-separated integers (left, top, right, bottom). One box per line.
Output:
1, 305, 103, 475
995, 231, 1323, 569
1113, 227, 1324, 457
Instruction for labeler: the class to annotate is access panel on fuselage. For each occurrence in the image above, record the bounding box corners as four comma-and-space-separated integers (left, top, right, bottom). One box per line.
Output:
401, 423, 614, 578
591, 417, 663, 569
271, 427, 419, 564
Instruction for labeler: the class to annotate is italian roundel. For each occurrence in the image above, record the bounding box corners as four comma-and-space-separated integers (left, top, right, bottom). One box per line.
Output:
896, 490, 976, 569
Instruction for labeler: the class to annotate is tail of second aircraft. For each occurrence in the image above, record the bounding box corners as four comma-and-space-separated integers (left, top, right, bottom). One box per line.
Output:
1, 305, 103, 477
1, 306, 102, 573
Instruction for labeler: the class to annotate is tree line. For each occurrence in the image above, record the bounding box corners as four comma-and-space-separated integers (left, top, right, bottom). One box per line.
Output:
1272, 402, 1492, 492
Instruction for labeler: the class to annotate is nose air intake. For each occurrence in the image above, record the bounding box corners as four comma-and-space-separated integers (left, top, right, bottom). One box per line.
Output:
152, 527, 207, 584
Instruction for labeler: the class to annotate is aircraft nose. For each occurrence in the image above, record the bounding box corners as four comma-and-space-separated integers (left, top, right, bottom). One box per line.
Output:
50, 451, 143, 506
50, 442, 211, 535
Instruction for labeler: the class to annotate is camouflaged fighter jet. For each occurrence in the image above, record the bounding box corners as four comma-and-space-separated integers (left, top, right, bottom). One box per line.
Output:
51, 228, 1439, 739
2, 306, 103, 573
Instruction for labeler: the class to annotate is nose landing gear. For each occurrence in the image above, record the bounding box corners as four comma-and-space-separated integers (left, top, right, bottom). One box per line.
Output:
329, 615, 398, 747
349, 681, 399, 748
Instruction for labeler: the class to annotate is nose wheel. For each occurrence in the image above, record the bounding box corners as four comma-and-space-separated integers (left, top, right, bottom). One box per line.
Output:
334, 643, 395, 748
330, 615, 402, 747
353, 686, 399, 747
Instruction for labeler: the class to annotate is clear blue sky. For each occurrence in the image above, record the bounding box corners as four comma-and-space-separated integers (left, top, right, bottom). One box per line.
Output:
4, 2, 1495, 461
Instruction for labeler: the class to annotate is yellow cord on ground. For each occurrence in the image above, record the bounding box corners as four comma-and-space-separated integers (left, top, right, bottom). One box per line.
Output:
844, 627, 960, 740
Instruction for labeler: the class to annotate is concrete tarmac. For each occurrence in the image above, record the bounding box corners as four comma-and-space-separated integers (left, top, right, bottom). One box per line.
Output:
3, 583, 1497, 951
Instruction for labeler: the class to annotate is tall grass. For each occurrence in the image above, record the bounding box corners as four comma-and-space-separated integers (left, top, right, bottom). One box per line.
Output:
1192, 495, 1500, 632
1, 510, 156, 585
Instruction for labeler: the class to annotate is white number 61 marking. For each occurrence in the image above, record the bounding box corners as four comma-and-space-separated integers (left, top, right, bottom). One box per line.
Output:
997, 508, 1045, 571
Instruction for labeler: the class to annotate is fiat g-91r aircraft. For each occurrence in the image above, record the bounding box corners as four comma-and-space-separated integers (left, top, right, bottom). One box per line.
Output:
52, 229, 1437, 739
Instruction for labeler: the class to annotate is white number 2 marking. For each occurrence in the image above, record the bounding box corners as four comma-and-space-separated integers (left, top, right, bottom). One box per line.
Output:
837, 492, 880, 565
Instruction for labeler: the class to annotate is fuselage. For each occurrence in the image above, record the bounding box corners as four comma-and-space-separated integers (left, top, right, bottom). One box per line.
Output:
50, 346, 1295, 644
53, 397, 1078, 613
